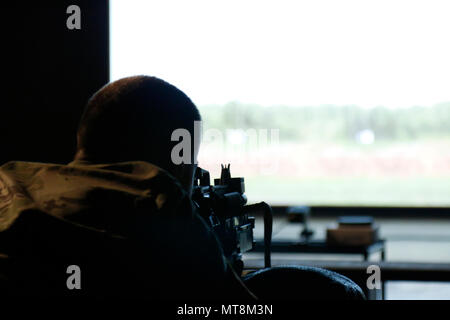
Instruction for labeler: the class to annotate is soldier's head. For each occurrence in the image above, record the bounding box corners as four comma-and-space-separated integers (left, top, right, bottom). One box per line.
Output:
75, 75, 202, 195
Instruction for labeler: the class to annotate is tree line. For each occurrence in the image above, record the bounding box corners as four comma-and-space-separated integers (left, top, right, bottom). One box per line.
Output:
200, 102, 450, 142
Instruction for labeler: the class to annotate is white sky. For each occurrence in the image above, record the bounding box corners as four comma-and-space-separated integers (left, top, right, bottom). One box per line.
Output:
110, 0, 450, 108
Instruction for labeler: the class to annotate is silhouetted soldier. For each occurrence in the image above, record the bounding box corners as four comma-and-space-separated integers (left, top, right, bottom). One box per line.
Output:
0, 75, 253, 299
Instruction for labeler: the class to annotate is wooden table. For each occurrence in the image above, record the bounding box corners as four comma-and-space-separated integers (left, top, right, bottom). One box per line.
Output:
253, 239, 386, 261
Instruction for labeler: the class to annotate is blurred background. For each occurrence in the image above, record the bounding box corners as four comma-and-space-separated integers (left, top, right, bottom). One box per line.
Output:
111, 0, 450, 207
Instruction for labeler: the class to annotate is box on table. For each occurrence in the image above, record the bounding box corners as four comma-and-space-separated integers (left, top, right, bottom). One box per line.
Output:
326, 216, 379, 246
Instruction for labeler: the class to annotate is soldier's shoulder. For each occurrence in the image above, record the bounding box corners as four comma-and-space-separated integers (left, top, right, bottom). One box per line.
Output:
0, 161, 55, 173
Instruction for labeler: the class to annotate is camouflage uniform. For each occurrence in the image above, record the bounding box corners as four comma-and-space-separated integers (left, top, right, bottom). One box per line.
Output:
0, 160, 189, 237
0, 160, 248, 299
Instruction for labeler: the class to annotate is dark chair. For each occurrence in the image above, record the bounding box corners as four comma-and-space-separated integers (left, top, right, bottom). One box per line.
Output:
243, 265, 366, 300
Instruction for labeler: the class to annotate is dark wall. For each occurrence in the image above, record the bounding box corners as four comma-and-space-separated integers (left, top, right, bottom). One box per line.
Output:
1, 1, 109, 164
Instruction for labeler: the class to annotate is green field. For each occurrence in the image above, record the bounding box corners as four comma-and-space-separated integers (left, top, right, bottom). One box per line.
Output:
198, 103, 450, 207
244, 175, 450, 207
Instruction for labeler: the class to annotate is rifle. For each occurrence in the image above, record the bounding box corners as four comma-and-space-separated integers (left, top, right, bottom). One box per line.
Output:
192, 164, 273, 275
